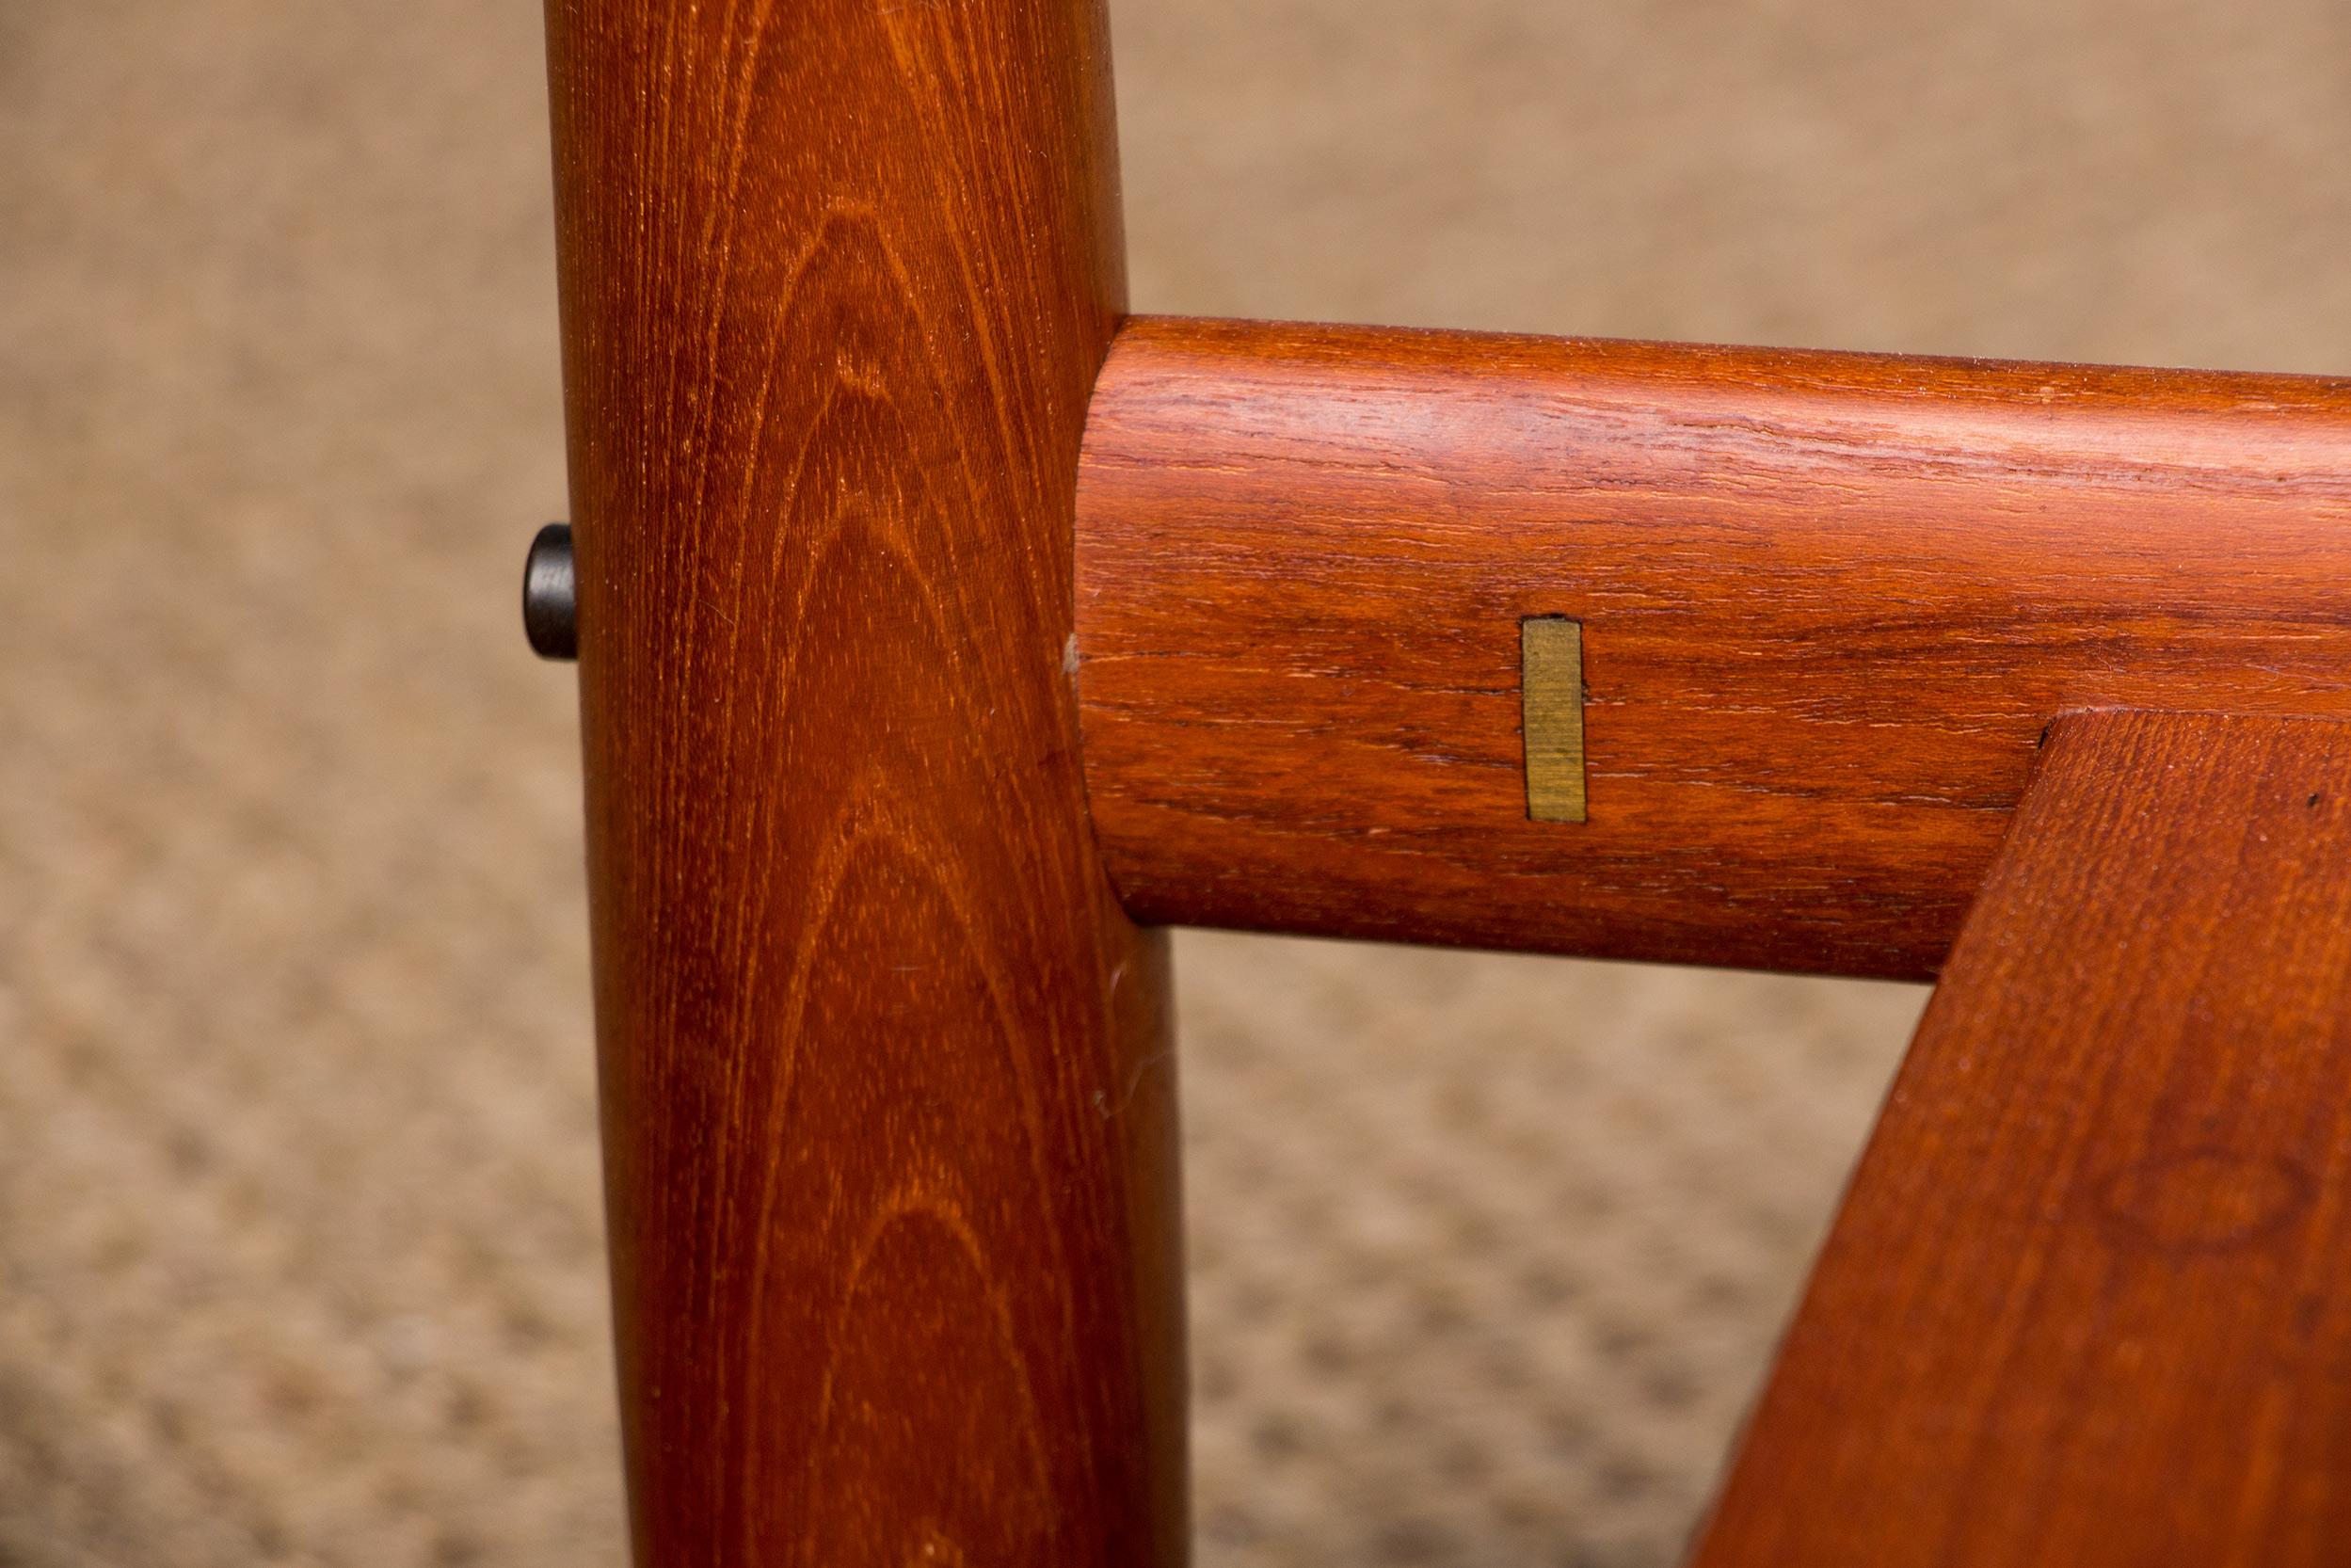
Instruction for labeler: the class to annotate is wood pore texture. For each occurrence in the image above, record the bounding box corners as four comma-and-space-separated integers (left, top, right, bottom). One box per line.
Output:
1694, 710, 2351, 1567
543, 3, 1185, 1563
1075, 316, 2351, 978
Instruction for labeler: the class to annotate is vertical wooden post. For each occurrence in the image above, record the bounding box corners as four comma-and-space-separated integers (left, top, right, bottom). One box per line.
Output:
542, 3, 1185, 1563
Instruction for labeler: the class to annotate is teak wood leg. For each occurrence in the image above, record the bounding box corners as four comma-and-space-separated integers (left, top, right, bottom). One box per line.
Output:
543, 1, 1186, 1562
1694, 710, 2351, 1566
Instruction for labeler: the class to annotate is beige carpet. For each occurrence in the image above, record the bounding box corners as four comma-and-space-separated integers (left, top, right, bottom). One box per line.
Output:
4, 2, 2343, 1564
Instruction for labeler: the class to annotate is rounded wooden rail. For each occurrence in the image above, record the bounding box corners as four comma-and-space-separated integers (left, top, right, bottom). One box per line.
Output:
1075, 315, 2351, 978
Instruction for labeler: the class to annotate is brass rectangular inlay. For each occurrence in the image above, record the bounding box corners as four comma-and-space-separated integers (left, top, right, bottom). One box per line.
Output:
1521, 617, 1586, 823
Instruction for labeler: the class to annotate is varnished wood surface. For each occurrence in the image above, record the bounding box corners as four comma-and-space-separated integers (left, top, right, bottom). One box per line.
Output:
1692, 710, 2351, 1565
544, 3, 1185, 1562
1076, 316, 2351, 976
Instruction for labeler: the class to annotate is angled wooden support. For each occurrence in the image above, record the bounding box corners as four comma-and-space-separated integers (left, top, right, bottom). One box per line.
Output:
1696, 710, 2351, 1566
544, 1, 1183, 1562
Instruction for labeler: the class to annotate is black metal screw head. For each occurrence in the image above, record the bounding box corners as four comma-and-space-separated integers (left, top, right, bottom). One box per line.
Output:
522, 522, 577, 661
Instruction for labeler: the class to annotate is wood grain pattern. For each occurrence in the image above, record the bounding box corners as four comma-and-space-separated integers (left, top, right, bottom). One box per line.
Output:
1076, 316, 2351, 977
543, 3, 1184, 1563
1692, 709, 2351, 1566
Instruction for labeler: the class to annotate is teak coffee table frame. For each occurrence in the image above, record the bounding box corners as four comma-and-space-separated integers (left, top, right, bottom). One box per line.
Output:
537, 3, 2351, 1562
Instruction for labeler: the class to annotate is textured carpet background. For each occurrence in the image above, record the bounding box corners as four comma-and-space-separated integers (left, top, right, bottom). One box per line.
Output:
4, 2, 2343, 1564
